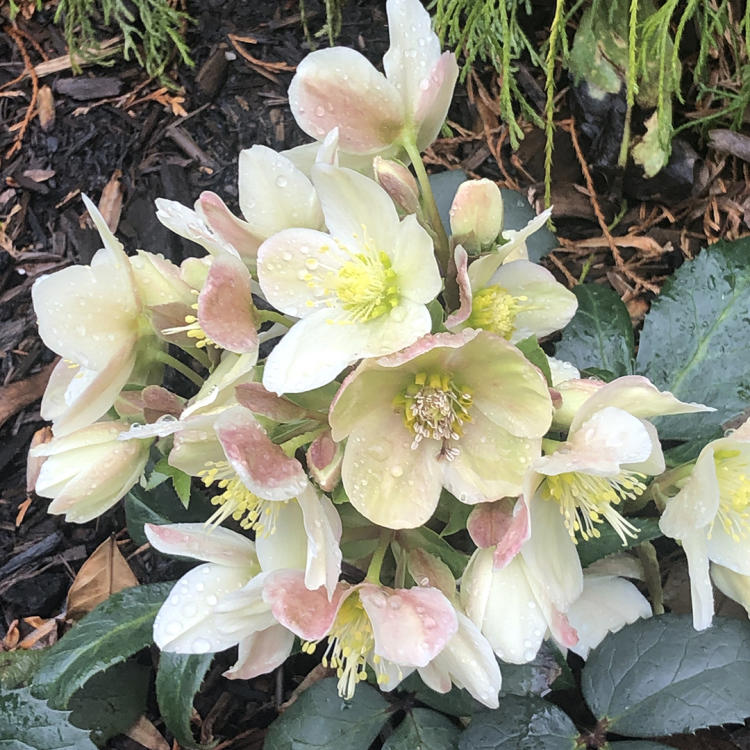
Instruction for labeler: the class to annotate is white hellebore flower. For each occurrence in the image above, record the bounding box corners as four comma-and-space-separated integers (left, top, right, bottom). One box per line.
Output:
257, 164, 442, 394
33, 196, 147, 436
287, 0, 458, 157
32, 421, 150, 522
660, 417, 750, 630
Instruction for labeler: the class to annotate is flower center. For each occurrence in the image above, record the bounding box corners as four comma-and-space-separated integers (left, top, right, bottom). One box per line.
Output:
333, 251, 400, 323
713, 448, 750, 541
304, 592, 374, 700
199, 460, 285, 535
163, 301, 219, 349
541, 470, 646, 544
467, 285, 527, 339
394, 372, 473, 454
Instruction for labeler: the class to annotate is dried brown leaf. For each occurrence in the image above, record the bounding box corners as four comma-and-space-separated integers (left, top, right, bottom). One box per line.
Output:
22, 169, 55, 182
66, 537, 139, 622
37, 85, 55, 131
125, 716, 170, 750
97, 169, 123, 233
27, 425, 53, 493
0, 362, 55, 430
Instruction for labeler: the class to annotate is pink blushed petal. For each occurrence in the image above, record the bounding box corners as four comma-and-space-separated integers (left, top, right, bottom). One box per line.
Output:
264, 569, 345, 640
360, 584, 457, 668
549, 609, 578, 649
466, 499, 530, 570
445, 245, 473, 329
235, 382, 311, 422
406, 548, 456, 600
225, 625, 295, 680
144, 523, 257, 567
215, 406, 308, 501
198, 255, 258, 354
288, 47, 405, 153
306, 430, 343, 492
198, 191, 262, 261
414, 52, 459, 150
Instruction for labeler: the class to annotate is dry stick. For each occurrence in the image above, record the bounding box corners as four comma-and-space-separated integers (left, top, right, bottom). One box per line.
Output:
546, 251, 579, 288
15, 25, 49, 62
4, 25, 38, 159
566, 118, 660, 294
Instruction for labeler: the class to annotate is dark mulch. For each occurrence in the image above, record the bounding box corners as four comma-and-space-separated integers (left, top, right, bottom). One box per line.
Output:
1, 0, 749, 747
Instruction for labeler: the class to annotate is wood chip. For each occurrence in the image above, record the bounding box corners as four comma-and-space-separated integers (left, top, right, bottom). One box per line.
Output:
22, 169, 55, 182
125, 716, 170, 750
66, 536, 140, 622
37, 84, 55, 131
0, 362, 56, 430
54, 75, 123, 101
26, 425, 52, 493
97, 169, 123, 233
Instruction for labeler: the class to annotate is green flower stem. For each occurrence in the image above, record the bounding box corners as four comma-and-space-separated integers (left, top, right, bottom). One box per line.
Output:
638, 540, 665, 615
153, 351, 204, 387
642, 462, 696, 512
279, 426, 327, 457
401, 138, 450, 275
366, 530, 394, 584
257, 309, 295, 327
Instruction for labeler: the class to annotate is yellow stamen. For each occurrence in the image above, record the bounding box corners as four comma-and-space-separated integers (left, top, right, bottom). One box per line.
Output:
467, 285, 528, 339
541, 470, 645, 544
199, 460, 286, 536
332, 250, 400, 323
162, 302, 220, 350
393, 371, 472, 457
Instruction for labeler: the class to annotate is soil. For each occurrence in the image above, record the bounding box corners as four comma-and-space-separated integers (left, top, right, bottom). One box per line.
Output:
1, 0, 750, 747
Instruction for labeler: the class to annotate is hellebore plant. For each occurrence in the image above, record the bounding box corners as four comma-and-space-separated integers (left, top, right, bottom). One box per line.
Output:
27, 0, 746, 730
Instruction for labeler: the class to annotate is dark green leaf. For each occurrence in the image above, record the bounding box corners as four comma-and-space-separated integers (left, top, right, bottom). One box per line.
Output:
555, 284, 634, 377
399, 673, 486, 717
429, 169, 467, 234
663, 431, 723, 468
263, 677, 390, 750
382, 708, 459, 750
577, 517, 662, 567
67, 661, 149, 744
501, 643, 565, 697
436, 491, 473, 538
606, 743, 674, 749
516, 336, 552, 386
0, 687, 97, 750
636, 240, 750, 440
458, 694, 578, 749
284, 381, 340, 413
156, 652, 214, 750
397, 527, 469, 579
582, 614, 750, 736
0, 649, 47, 689
151, 458, 193, 508
33, 582, 172, 706
125, 483, 213, 546
499, 189, 557, 263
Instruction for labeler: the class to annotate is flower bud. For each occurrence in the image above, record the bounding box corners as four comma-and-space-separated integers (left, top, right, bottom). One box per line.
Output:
373, 157, 420, 214
32, 421, 150, 523
306, 430, 344, 492
449, 179, 504, 251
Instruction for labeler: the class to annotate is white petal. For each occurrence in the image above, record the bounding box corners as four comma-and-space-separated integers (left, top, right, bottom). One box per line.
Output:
145, 523, 258, 567
225, 626, 295, 679
154, 564, 251, 652
297, 484, 343, 596
390, 214, 442, 304
238, 145, 323, 236
254, 500, 308, 573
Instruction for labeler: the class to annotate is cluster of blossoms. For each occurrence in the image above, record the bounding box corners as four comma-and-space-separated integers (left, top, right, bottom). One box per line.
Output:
29, 0, 748, 709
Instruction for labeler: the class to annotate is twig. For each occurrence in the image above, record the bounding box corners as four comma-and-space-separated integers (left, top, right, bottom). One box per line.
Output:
4, 25, 38, 159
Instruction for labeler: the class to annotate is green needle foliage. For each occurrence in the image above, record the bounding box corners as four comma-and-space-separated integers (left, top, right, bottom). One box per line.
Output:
53, 0, 195, 86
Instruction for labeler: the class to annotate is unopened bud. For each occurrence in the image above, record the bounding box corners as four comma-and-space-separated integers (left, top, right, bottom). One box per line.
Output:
306, 430, 344, 492
373, 157, 420, 214
449, 178, 504, 250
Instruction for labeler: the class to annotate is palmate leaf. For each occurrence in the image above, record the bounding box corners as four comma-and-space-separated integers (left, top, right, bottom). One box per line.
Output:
263, 677, 391, 750
0, 687, 97, 750
457, 694, 578, 749
636, 239, 750, 440
582, 614, 750, 736
33, 582, 172, 707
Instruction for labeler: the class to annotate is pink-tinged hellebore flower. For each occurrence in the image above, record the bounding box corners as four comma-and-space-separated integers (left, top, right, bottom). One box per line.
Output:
405, 547, 502, 707
257, 164, 442, 394
373, 156, 420, 214
522, 375, 713, 612
32, 421, 150, 522
288, 0, 458, 156
265, 569, 458, 699
660, 418, 750, 630
156, 144, 325, 265
565, 574, 651, 659
447, 245, 578, 344
449, 179, 504, 251
329, 328, 552, 529
461, 547, 578, 664
145, 523, 299, 679
32, 196, 150, 436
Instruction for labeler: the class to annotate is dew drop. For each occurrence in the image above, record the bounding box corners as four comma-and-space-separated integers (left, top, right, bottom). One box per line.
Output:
390, 465, 404, 478
275, 176, 288, 188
